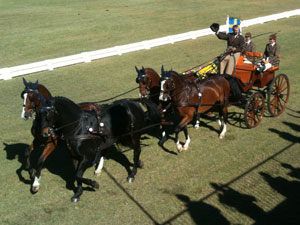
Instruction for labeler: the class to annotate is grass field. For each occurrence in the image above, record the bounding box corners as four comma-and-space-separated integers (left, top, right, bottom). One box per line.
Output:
1, 1, 300, 225
1, 0, 300, 68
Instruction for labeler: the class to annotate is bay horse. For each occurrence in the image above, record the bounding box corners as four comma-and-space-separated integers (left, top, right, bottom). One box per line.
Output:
135, 66, 201, 146
159, 66, 230, 152
20, 78, 105, 193
40, 96, 160, 202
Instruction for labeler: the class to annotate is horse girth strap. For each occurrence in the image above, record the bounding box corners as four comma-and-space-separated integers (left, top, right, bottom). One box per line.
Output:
66, 134, 103, 140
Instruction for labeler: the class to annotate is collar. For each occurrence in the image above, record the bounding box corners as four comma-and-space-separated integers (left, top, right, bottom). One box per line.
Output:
271, 42, 276, 47
246, 40, 251, 44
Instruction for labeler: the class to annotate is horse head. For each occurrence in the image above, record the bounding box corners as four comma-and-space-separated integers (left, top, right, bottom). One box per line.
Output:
135, 66, 152, 98
21, 78, 52, 120
21, 78, 40, 120
159, 66, 175, 102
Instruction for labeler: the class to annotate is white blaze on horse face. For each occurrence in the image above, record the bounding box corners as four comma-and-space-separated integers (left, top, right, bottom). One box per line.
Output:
159, 80, 167, 101
21, 93, 28, 119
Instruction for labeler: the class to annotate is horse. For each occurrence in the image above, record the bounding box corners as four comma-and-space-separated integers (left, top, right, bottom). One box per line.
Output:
39, 96, 160, 202
159, 66, 230, 152
135, 66, 202, 147
20, 78, 106, 193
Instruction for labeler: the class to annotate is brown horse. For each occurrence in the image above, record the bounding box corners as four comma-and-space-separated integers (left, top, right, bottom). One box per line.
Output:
21, 78, 104, 193
159, 67, 230, 152
135, 66, 203, 146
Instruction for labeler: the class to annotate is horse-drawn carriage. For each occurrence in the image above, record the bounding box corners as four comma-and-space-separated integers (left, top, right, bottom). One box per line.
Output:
183, 51, 290, 128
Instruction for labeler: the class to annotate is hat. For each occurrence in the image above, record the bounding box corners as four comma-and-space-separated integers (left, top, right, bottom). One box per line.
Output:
210, 23, 220, 33
269, 33, 277, 41
245, 32, 251, 38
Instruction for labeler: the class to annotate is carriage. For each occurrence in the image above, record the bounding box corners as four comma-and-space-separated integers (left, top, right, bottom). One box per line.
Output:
230, 52, 289, 128
183, 51, 290, 129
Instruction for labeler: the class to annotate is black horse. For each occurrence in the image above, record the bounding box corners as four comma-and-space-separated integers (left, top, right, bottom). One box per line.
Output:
39, 96, 160, 202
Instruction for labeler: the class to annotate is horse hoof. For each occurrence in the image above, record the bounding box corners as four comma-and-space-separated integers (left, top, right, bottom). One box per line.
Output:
71, 197, 80, 203
182, 146, 189, 151
158, 140, 164, 147
94, 172, 102, 177
92, 181, 100, 189
138, 160, 144, 168
219, 135, 225, 139
176, 144, 183, 152
31, 185, 40, 193
127, 177, 134, 183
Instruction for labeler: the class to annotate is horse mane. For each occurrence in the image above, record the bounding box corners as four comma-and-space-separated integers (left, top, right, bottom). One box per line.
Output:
53, 96, 81, 113
38, 84, 52, 98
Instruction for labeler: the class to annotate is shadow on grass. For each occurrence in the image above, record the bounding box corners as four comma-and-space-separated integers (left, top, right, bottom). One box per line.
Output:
211, 183, 266, 222
3, 142, 31, 185
160, 142, 297, 225
269, 121, 300, 143
176, 194, 230, 225
286, 107, 300, 118
211, 169, 300, 225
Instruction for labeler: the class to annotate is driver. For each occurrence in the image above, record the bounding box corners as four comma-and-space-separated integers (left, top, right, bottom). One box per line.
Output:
210, 23, 244, 75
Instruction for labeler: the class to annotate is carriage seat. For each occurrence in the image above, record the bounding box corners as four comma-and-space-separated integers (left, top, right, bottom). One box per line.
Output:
235, 55, 256, 71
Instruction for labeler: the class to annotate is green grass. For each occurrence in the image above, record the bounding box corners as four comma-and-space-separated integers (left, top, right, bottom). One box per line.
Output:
1, 1, 300, 225
1, 0, 300, 67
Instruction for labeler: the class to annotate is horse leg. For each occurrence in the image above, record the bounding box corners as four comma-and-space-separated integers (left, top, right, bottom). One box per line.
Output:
194, 113, 201, 129
158, 127, 168, 147
182, 126, 191, 151
72, 157, 100, 203
25, 142, 34, 170
31, 140, 57, 193
94, 156, 104, 177
127, 138, 142, 183
25, 137, 41, 171
219, 105, 228, 139
175, 115, 192, 152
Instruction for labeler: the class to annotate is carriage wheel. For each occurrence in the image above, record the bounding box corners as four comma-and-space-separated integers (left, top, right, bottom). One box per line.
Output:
267, 73, 290, 117
244, 91, 265, 128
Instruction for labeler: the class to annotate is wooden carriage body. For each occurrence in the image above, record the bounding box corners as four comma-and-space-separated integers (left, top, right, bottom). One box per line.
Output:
232, 53, 278, 92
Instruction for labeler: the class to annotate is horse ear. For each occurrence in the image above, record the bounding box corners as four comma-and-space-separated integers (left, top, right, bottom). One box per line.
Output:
22, 77, 28, 87
142, 66, 145, 73
161, 65, 165, 76
135, 66, 140, 75
33, 80, 39, 89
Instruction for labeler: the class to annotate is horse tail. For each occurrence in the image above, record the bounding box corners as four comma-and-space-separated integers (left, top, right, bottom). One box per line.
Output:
223, 74, 242, 102
140, 98, 162, 124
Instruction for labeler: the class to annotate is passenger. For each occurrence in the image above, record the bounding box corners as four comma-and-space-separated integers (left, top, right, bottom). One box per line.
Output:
243, 32, 256, 64
210, 23, 244, 75
257, 33, 280, 72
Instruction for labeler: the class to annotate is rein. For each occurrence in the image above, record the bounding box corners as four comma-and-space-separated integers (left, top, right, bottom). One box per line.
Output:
89, 87, 139, 104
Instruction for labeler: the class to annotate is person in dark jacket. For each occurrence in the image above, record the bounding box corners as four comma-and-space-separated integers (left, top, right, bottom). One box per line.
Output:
211, 24, 244, 75
257, 33, 280, 71
243, 32, 256, 63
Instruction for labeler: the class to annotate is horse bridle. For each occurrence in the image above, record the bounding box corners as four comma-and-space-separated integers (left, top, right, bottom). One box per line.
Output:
137, 73, 152, 97
21, 88, 40, 111
160, 77, 175, 100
